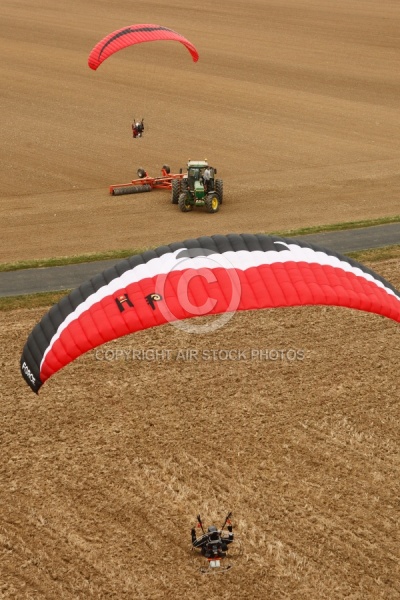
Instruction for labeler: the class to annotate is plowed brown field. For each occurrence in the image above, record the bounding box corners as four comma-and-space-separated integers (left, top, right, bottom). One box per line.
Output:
1, 1, 399, 598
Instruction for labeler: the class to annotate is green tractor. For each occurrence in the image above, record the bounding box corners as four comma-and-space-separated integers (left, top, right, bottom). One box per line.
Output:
171, 160, 223, 213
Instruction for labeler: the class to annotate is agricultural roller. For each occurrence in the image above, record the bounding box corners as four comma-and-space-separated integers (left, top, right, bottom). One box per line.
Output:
110, 166, 184, 196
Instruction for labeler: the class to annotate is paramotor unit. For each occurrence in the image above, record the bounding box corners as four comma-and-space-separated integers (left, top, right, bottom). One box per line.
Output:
88, 24, 199, 70
190, 513, 242, 574
132, 117, 144, 138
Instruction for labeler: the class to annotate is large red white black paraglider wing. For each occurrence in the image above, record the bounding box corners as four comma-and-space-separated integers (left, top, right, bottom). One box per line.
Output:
20, 233, 400, 393
88, 23, 199, 70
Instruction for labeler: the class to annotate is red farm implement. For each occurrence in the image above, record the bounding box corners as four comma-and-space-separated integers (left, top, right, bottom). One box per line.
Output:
110, 165, 183, 196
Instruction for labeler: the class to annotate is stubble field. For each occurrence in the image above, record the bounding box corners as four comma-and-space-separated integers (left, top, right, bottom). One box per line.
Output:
1, 1, 399, 598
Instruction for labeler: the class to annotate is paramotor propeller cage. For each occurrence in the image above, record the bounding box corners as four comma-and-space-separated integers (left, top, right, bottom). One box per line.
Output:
190, 535, 242, 575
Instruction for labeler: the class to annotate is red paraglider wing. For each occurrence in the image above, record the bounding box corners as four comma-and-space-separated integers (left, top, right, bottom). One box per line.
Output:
88, 23, 199, 70
20, 234, 400, 393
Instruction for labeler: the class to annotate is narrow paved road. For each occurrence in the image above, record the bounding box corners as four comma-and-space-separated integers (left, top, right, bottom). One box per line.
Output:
1, 223, 399, 297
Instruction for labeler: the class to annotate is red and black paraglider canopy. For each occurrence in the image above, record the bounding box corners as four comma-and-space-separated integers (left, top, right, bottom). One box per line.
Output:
20, 233, 400, 393
88, 23, 199, 70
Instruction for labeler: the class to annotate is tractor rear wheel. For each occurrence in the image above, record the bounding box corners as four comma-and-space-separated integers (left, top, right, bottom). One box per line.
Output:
215, 179, 223, 204
205, 192, 220, 213
171, 179, 180, 204
178, 192, 193, 212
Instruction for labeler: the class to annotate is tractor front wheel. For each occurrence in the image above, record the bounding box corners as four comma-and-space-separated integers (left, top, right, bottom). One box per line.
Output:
171, 179, 180, 204
178, 193, 193, 212
205, 192, 220, 213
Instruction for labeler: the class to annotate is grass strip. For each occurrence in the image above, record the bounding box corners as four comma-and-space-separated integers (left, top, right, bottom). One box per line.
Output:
0, 248, 149, 273
271, 215, 400, 237
1, 216, 399, 273
0, 291, 71, 311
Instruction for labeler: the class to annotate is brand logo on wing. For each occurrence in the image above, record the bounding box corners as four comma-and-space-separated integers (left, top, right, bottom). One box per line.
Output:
22, 362, 36, 385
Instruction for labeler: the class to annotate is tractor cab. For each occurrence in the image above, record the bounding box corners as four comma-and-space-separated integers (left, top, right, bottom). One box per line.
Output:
186, 160, 213, 199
